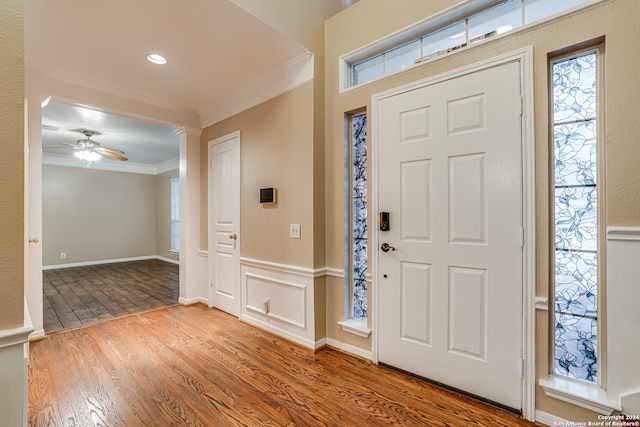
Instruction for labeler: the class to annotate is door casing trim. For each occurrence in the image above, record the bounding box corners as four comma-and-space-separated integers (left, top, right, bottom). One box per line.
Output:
207, 130, 241, 315
370, 47, 535, 421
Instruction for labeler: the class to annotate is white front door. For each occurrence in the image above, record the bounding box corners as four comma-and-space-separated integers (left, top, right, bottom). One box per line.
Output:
376, 61, 523, 410
208, 131, 241, 316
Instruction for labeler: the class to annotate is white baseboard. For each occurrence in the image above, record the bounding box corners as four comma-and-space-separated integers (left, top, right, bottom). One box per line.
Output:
43, 255, 176, 270
535, 410, 567, 426
314, 337, 327, 350
240, 314, 316, 350
325, 338, 373, 361
179, 297, 208, 306
156, 256, 179, 265
28, 329, 46, 341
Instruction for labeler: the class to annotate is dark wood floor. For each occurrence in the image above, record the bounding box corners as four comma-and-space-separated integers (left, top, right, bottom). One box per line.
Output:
28, 304, 543, 427
43, 259, 179, 333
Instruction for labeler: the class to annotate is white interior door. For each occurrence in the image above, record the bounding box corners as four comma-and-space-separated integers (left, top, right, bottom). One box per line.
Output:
376, 61, 523, 410
208, 131, 240, 316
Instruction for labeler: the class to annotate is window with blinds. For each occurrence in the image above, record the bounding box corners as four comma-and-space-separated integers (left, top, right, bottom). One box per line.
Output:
170, 178, 180, 253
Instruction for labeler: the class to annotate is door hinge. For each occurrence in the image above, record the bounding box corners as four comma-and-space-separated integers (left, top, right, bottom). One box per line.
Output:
520, 358, 525, 378
519, 227, 525, 247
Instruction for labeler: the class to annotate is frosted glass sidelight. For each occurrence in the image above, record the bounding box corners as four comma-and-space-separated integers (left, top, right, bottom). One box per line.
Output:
552, 52, 598, 383
352, 113, 368, 320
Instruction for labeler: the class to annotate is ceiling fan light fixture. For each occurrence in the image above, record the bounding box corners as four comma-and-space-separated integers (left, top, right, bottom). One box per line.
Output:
147, 53, 167, 65
75, 150, 102, 162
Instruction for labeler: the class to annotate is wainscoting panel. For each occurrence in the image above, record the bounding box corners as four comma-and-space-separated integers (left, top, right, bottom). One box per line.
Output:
1, 299, 34, 426
244, 273, 306, 328
605, 227, 640, 415
240, 258, 316, 349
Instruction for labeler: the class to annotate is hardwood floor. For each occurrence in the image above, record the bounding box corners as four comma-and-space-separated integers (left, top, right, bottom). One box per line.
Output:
28, 304, 542, 426
43, 259, 179, 333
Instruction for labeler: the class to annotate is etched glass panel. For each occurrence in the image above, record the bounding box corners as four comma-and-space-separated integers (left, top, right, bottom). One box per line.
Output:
554, 187, 597, 252
554, 121, 597, 187
554, 312, 598, 382
554, 251, 598, 317
352, 113, 368, 320
552, 53, 597, 124
552, 51, 598, 383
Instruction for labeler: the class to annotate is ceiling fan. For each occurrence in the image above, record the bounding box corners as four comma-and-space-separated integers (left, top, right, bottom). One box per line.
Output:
58, 130, 128, 163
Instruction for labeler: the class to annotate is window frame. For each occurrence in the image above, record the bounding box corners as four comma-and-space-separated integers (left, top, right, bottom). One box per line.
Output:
170, 177, 180, 254
338, 109, 372, 338
549, 45, 605, 386
340, 0, 607, 92
540, 41, 617, 415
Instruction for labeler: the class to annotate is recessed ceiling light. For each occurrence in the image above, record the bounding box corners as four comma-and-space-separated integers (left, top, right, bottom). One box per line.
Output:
147, 54, 167, 65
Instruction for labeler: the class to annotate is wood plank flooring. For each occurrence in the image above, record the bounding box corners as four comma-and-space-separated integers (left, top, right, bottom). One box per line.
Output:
28, 304, 543, 426
43, 259, 179, 333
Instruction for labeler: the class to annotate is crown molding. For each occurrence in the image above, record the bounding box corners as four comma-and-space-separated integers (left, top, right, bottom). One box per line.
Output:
42, 152, 178, 175
27, 49, 313, 131
29, 68, 197, 116
200, 50, 314, 128
26, 68, 201, 128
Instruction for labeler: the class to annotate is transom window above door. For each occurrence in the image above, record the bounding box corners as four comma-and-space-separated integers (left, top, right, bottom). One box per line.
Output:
341, 0, 601, 91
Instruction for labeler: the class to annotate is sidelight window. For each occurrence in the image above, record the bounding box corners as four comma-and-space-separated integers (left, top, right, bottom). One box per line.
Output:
350, 112, 368, 321
551, 49, 601, 383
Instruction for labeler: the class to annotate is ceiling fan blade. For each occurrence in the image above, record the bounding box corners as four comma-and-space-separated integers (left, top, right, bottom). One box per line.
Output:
59, 142, 83, 149
99, 150, 128, 161
99, 147, 126, 154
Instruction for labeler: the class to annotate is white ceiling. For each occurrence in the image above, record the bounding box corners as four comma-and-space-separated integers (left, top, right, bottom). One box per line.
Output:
26, 0, 347, 170
41, 101, 182, 168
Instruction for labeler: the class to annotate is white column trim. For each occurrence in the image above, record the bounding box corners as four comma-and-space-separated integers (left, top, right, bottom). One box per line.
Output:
177, 125, 202, 303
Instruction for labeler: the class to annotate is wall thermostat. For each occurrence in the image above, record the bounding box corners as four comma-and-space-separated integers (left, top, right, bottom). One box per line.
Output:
260, 187, 277, 204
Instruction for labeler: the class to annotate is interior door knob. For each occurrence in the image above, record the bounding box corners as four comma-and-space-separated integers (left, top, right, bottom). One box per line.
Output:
229, 233, 238, 240
381, 243, 395, 252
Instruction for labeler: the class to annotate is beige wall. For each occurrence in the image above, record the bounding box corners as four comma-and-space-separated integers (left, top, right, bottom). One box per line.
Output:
200, 83, 315, 268
230, 0, 342, 54
217, 1, 332, 270
325, 0, 640, 421
42, 165, 161, 265
156, 169, 179, 261
0, 0, 24, 330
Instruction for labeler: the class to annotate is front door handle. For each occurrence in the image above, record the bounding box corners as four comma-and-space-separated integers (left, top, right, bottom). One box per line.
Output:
381, 243, 395, 252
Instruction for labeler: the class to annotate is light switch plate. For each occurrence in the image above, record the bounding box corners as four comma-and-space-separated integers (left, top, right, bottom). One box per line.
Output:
290, 224, 301, 239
